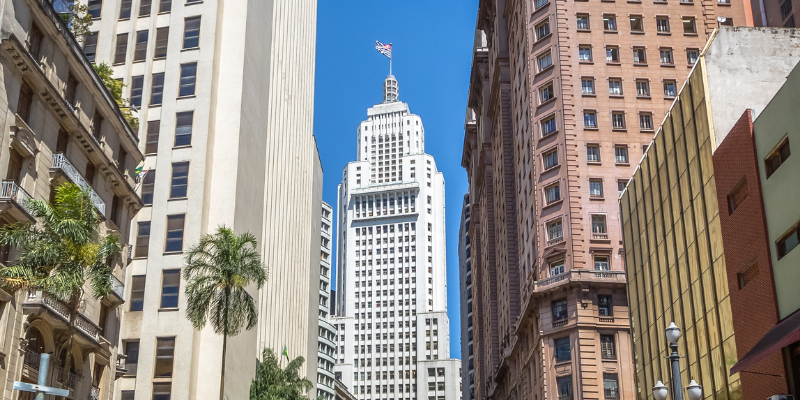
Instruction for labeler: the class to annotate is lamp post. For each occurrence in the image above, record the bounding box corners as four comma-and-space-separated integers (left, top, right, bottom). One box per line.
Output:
651, 322, 703, 400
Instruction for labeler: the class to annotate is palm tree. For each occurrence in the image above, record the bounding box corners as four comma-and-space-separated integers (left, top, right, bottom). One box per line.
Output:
0, 183, 121, 390
249, 348, 315, 400
183, 226, 267, 400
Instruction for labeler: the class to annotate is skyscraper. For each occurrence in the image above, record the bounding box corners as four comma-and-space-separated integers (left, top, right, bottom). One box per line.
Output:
333, 76, 460, 400
84, 1, 323, 399
458, 194, 474, 400
319, 201, 337, 400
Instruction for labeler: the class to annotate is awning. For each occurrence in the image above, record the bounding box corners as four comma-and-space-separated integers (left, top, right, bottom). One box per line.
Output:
730, 309, 800, 375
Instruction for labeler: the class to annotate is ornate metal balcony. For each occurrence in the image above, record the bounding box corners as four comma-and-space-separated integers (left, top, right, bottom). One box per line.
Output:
23, 291, 101, 346
0, 180, 35, 221
110, 274, 125, 302
50, 154, 105, 215
546, 236, 564, 247
592, 233, 609, 240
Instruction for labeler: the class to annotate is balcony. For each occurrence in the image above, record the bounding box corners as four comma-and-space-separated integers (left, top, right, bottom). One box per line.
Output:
22, 348, 80, 391
22, 291, 102, 346
50, 154, 106, 215
592, 233, 609, 240
109, 274, 125, 303
115, 354, 127, 378
547, 236, 564, 247
534, 269, 626, 292
0, 180, 35, 222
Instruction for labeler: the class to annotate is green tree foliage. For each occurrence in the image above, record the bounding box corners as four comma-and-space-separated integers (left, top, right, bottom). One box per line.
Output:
183, 227, 268, 400
250, 348, 315, 400
0, 183, 121, 389
93, 63, 139, 131
51, 0, 92, 40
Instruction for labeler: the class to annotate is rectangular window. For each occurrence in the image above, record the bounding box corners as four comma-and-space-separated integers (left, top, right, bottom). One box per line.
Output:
598, 295, 613, 316
547, 220, 563, 242
615, 146, 629, 163
17, 83, 33, 124
660, 48, 674, 65
765, 139, 791, 177
165, 215, 185, 253
131, 75, 144, 107
160, 270, 180, 309
119, 0, 132, 19
577, 14, 590, 30
130, 276, 145, 311
65, 73, 78, 107
92, 112, 104, 140
114, 33, 128, 64
155, 27, 169, 59
738, 262, 759, 289
687, 49, 699, 64
544, 148, 558, 170
630, 15, 643, 32
549, 259, 565, 276
121, 391, 134, 400
612, 112, 625, 129
579, 45, 592, 62
152, 383, 171, 400
618, 180, 626, 196
536, 20, 551, 40
124, 341, 139, 375
88, 0, 102, 18
581, 78, 595, 95
606, 46, 620, 63
146, 121, 160, 154
154, 337, 175, 377
545, 183, 561, 204
552, 300, 568, 322
183, 16, 201, 48
139, 0, 152, 17
683, 17, 697, 34
608, 78, 622, 95
777, 225, 800, 259
603, 14, 617, 31
142, 169, 155, 205
587, 145, 600, 163
175, 111, 194, 146
557, 375, 573, 399
594, 255, 610, 270
179, 63, 197, 97
541, 115, 557, 136
160, 0, 172, 13
633, 47, 647, 65
656, 17, 670, 33
135, 221, 151, 257
589, 179, 603, 198
84, 32, 98, 61
636, 79, 650, 97
134, 30, 148, 61
604, 373, 619, 399
537, 51, 553, 71
170, 162, 189, 198
592, 215, 608, 235
600, 335, 616, 359
539, 82, 555, 103
534, 0, 549, 8
151, 73, 165, 105
639, 113, 654, 130
584, 111, 597, 128
663, 80, 677, 97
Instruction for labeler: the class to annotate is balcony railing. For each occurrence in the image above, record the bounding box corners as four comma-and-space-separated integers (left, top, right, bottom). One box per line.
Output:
111, 274, 125, 301
53, 364, 77, 389
90, 385, 100, 400
534, 270, 626, 292
592, 233, 609, 240
547, 236, 564, 247
1, 180, 35, 216
24, 290, 101, 344
51, 154, 105, 215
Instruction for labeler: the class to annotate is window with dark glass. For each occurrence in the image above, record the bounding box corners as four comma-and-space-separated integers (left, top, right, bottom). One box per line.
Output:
155, 27, 169, 58
146, 121, 160, 154
777, 225, 800, 259
170, 162, 189, 198
766, 139, 791, 177
84, 32, 98, 61
85, 162, 96, 185
65, 73, 78, 106
88, 0, 102, 18
124, 340, 139, 374
17, 83, 33, 123
557, 376, 573, 400
165, 215, 185, 252
113, 33, 128, 64
28, 24, 43, 61
56, 129, 69, 153
154, 337, 175, 376
728, 177, 748, 214
183, 16, 201, 48
119, 0, 132, 19
121, 391, 134, 400
134, 30, 148, 61
130, 75, 144, 107
130, 275, 145, 311
544, 148, 558, 170
142, 170, 155, 205
594, 255, 610, 270
604, 373, 619, 399
552, 299, 568, 321
150, 72, 165, 105
139, 0, 152, 17
179, 63, 197, 96
175, 111, 193, 146
135, 221, 150, 257
554, 337, 570, 362
160, 271, 180, 308
159, 0, 172, 13
598, 295, 613, 316
600, 335, 616, 359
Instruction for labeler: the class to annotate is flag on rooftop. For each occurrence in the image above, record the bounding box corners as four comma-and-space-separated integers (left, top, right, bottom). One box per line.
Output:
375, 41, 392, 59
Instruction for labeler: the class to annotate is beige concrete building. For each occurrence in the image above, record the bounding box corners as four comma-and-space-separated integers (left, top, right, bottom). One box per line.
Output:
75, 0, 323, 399
0, 0, 145, 399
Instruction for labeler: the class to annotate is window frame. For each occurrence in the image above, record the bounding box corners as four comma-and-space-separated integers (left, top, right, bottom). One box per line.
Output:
135, 221, 151, 257
605, 45, 620, 64
164, 214, 186, 253
615, 145, 629, 164
587, 144, 601, 163
150, 72, 165, 105
175, 111, 194, 147
178, 63, 198, 97
129, 276, 145, 311
154, 27, 169, 59
630, 15, 644, 32
581, 77, 595, 95
584, 110, 598, 129
182, 16, 201, 49
602, 14, 618, 32
576, 14, 590, 30
159, 270, 181, 309
765, 138, 791, 178
611, 111, 626, 130
543, 147, 559, 170
154, 337, 176, 377
133, 30, 149, 62
589, 178, 603, 198
639, 112, 654, 131
579, 45, 593, 63
169, 162, 189, 199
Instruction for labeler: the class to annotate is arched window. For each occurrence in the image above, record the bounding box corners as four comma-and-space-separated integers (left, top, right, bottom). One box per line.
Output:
25, 327, 45, 353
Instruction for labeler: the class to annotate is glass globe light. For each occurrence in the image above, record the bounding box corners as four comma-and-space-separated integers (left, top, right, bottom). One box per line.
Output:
686, 379, 702, 400
653, 380, 668, 400
666, 322, 681, 345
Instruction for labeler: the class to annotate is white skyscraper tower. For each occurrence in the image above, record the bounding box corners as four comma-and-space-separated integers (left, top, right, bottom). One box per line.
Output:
333, 76, 460, 400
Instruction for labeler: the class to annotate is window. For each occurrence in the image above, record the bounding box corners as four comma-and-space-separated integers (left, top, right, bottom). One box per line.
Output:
541, 115, 557, 136
618, 180, 626, 196
598, 295, 613, 316
608, 78, 622, 95
656, 17, 670, 33
584, 111, 597, 128
534, 0, 549, 8
603, 15, 617, 31
544, 148, 558, 169
612, 112, 625, 129
536, 19, 551, 40
84, 32, 99, 61
160, 0, 172, 13
606, 46, 620, 63
146, 121, 160, 154
92, 110, 104, 140
737, 262, 759, 289
170, 162, 189, 198
124, 341, 139, 374
589, 179, 603, 198
545, 183, 561, 204
687, 48, 699, 64
765, 139, 790, 177
160, 270, 180, 308
139, 0, 151, 17
183, 16, 201, 48
602, 373, 619, 399
785, 15, 795, 27
554, 337, 570, 361
639, 113, 654, 130
540, 82, 555, 103
131, 76, 144, 107
777, 225, 800, 259
549, 259, 565, 276
16, 83, 33, 124
630, 15, 643, 32
663, 80, 677, 97
547, 220, 563, 242
587, 145, 600, 163
615, 146, 628, 163
120, 0, 132, 19
577, 14, 590, 30
636, 79, 650, 97
683, 17, 697, 34
113, 33, 129, 65
579, 45, 592, 62
592, 215, 608, 236
88, 0, 102, 18
151, 73, 165, 105
165, 215, 185, 252
141, 169, 156, 206
152, 383, 170, 400
557, 375, 573, 399
660, 48, 674, 65
135, 221, 151, 257
581, 77, 595, 95
134, 30, 148, 61
633, 47, 647, 65
600, 335, 616, 359
154, 337, 175, 377
155, 27, 169, 58
130, 276, 145, 311
594, 255, 610, 270
553, 300, 568, 322
64, 73, 78, 107
537, 51, 553, 71
782, 0, 793, 18
175, 111, 194, 146
179, 63, 197, 97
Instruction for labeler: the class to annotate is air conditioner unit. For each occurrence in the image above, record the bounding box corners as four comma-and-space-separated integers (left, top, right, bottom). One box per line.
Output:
768, 395, 795, 400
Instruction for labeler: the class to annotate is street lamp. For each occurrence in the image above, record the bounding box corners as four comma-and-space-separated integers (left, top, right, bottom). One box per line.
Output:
651, 322, 702, 400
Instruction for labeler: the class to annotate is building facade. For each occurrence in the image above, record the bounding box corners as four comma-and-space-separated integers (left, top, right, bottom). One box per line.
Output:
319, 201, 337, 400
462, 0, 746, 399
748, 0, 799, 27
79, 0, 323, 399
0, 0, 144, 399
458, 194, 474, 400
333, 75, 460, 400
620, 27, 800, 400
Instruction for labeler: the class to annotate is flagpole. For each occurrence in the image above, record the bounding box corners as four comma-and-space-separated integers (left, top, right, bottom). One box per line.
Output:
390, 57, 392, 75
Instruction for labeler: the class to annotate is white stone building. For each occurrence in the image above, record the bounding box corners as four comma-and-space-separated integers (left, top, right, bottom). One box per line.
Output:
318, 201, 336, 400
333, 76, 460, 400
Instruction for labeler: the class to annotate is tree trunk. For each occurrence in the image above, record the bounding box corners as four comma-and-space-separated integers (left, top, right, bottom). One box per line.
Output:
219, 288, 229, 400
60, 307, 77, 398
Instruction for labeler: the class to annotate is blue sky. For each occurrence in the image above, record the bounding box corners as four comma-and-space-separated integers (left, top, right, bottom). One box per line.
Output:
314, 0, 479, 359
